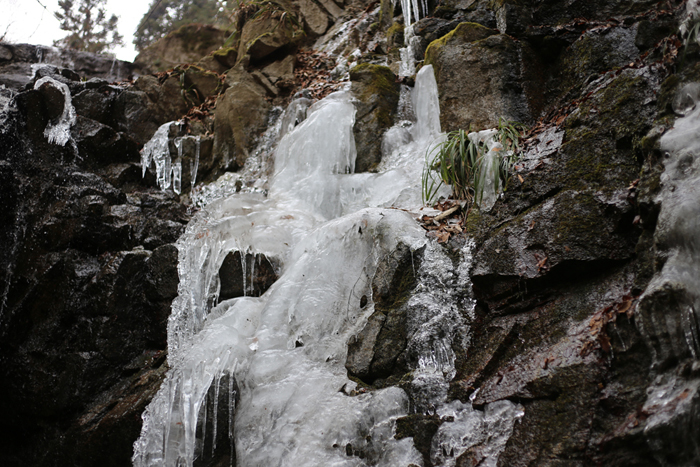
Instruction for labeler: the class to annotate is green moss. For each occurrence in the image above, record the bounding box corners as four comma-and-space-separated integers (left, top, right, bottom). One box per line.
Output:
349, 64, 399, 128
553, 191, 602, 243
387, 22, 404, 39
463, 209, 482, 235
424, 22, 498, 68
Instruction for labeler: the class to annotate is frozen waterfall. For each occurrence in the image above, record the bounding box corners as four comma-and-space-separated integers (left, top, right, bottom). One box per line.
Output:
133, 66, 523, 467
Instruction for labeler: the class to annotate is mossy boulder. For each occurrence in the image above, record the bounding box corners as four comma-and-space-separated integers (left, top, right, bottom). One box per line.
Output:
386, 22, 405, 49
424, 23, 541, 132
349, 64, 400, 172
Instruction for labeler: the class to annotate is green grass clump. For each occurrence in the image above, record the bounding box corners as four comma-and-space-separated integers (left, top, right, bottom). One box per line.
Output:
422, 119, 524, 206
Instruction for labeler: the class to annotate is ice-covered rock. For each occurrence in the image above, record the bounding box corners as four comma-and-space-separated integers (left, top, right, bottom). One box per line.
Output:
33, 76, 76, 146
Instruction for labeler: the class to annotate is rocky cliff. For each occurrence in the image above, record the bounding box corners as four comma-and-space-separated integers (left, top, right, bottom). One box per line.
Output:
1, 0, 699, 465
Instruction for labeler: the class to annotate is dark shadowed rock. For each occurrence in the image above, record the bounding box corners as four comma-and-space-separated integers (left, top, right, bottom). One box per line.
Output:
218, 251, 280, 300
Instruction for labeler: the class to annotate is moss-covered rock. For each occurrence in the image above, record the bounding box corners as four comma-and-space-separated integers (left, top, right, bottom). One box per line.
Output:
349, 64, 401, 172
560, 26, 640, 94
386, 21, 405, 49
424, 23, 540, 132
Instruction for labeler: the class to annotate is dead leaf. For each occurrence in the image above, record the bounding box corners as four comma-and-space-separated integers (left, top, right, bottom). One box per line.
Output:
436, 231, 450, 243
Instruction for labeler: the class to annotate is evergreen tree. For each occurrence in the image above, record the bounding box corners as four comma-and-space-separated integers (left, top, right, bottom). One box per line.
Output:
134, 0, 227, 52
54, 0, 124, 54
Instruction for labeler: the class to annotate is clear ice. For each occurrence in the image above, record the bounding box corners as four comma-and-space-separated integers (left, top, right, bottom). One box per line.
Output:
133, 65, 521, 467
637, 82, 700, 450
33, 76, 76, 146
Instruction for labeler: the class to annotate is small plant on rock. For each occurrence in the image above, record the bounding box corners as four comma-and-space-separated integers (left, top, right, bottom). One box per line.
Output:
422, 119, 524, 207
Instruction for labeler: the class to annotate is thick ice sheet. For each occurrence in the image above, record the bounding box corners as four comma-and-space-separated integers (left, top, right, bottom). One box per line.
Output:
134, 65, 520, 467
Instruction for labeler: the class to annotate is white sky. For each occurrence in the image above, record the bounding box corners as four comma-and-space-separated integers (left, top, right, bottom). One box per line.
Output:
0, 0, 152, 62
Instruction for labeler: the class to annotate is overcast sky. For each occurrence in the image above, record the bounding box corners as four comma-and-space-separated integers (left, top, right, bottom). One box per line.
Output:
0, 0, 152, 62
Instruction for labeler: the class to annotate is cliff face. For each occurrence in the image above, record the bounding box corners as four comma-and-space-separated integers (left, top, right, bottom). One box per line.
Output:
1, 0, 699, 465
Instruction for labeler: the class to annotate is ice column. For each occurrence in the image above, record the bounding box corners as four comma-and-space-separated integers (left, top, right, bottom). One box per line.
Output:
469, 129, 502, 211
412, 65, 441, 141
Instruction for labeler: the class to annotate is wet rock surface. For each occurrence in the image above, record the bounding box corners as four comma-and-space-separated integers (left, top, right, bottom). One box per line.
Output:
0, 54, 191, 467
1, 0, 699, 465
218, 251, 280, 300
0, 43, 137, 91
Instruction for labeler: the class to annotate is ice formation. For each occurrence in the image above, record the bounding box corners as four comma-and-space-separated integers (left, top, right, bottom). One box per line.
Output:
141, 123, 172, 184
636, 82, 700, 449
33, 76, 76, 146
641, 83, 700, 359
133, 65, 521, 467
142, 125, 202, 194
469, 129, 504, 212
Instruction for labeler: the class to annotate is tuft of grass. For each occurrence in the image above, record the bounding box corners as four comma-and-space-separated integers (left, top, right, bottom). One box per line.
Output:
422, 119, 525, 207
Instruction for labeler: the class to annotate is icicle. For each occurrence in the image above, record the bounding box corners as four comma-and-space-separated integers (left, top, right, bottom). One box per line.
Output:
172, 161, 182, 195
249, 254, 256, 296
199, 385, 208, 459
109, 56, 116, 80
212, 372, 221, 456
191, 135, 201, 192
412, 65, 441, 141
228, 372, 236, 467
33, 77, 76, 146
142, 122, 172, 182
240, 252, 247, 298
278, 97, 311, 140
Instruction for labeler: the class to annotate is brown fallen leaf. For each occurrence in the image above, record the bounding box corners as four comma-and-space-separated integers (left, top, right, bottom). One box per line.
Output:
436, 231, 450, 243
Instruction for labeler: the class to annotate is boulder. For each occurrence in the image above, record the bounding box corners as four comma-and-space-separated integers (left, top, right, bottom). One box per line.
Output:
238, 10, 305, 61
349, 64, 400, 172
261, 54, 296, 84
213, 65, 272, 170
113, 75, 190, 145
182, 66, 223, 102
135, 24, 231, 73
425, 22, 540, 132
297, 0, 331, 36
